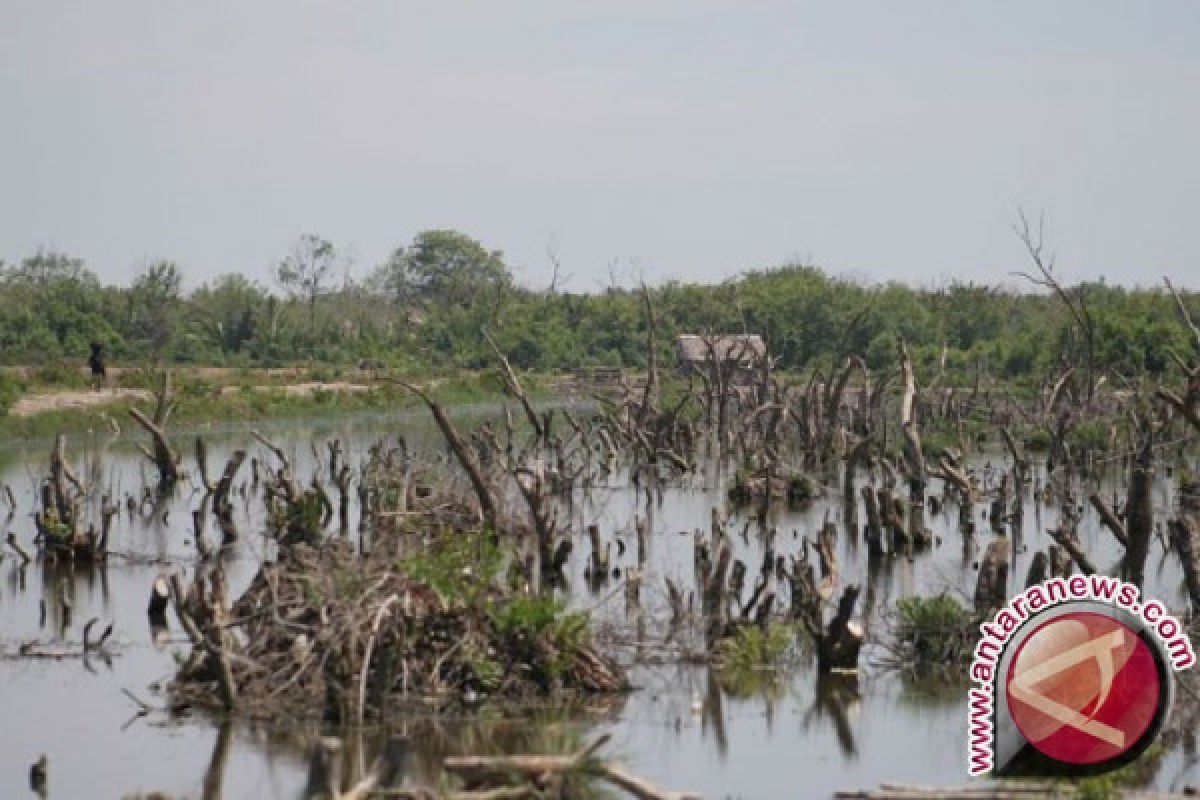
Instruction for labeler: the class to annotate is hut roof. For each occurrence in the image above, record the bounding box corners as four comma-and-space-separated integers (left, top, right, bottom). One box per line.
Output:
674, 334, 766, 363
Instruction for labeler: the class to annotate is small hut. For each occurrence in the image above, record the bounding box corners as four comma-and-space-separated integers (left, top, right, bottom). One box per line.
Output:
674, 334, 766, 378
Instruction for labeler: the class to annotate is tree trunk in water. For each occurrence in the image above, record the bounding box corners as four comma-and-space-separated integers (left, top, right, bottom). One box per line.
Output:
1124, 441, 1154, 589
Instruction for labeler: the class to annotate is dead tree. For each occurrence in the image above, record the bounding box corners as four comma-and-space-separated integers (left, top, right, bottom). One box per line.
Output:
1001, 426, 1029, 482
389, 379, 498, 533
194, 437, 245, 542
929, 448, 974, 533
843, 435, 872, 525
1013, 210, 1097, 407
822, 356, 866, 465
974, 539, 1009, 613
1024, 551, 1049, 588
483, 329, 545, 441
129, 370, 181, 487
1160, 276, 1200, 431
788, 529, 863, 672
1164, 445, 1200, 616
637, 283, 660, 428
695, 335, 762, 458
1048, 515, 1096, 575
213, 450, 247, 541
253, 431, 331, 547
896, 337, 926, 494
1085, 407, 1159, 588
34, 435, 114, 561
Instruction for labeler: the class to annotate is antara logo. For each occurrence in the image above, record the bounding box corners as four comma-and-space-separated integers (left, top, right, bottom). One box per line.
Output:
966, 578, 1193, 777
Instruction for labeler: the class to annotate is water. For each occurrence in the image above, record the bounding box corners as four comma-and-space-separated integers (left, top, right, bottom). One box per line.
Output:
0, 411, 1195, 799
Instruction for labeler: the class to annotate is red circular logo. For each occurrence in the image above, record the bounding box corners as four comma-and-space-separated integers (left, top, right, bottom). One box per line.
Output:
1006, 612, 1161, 766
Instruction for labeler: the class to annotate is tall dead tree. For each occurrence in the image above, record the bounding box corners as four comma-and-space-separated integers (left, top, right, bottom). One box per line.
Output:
482, 329, 545, 441
389, 379, 498, 533
637, 283, 660, 428
1123, 413, 1156, 589
1013, 210, 1097, 407
1159, 276, 1200, 431
897, 338, 926, 493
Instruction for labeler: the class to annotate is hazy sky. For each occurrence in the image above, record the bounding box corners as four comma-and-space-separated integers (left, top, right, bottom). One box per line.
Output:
3, 1, 1199, 290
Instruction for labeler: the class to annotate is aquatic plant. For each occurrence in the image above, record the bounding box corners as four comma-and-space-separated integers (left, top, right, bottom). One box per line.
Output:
892, 594, 976, 673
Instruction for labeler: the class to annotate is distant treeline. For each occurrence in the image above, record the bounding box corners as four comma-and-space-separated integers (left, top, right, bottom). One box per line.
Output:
2, 229, 1196, 384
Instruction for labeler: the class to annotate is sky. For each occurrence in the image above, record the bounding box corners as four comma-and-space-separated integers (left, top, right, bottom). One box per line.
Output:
2, 1, 1200, 291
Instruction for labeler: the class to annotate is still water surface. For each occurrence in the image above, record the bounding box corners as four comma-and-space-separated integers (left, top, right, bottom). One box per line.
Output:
0, 409, 1194, 798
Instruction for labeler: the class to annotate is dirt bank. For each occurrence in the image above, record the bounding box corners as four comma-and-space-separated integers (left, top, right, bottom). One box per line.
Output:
10, 381, 373, 417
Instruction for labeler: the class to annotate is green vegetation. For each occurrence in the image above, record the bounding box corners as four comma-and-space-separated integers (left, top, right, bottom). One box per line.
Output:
715, 622, 796, 696
402, 530, 590, 648
402, 529, 508, 611
1, 234, 1197, 388
1071, 743, 1165, 800
0, 372, 21, 415
0, 370, 503, 441
894, 594, 976, 673
400, 530, 599, 688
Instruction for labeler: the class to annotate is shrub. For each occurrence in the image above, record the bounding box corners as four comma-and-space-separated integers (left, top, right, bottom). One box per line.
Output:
32, 363, 87, 388
402, 531, 505, 610
715, 623, 795, 697
0, 372, 23, 416
894, 594, 975, 670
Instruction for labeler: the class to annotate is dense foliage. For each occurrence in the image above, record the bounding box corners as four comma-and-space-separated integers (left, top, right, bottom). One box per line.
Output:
1, 232, 1196, 386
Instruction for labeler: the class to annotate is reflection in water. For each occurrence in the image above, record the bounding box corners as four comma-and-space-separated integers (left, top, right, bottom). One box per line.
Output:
805, 673, 862, 759
201, 721, 231, 800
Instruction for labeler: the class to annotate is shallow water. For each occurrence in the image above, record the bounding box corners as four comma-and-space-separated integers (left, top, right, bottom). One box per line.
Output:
0, 411, 1196, 799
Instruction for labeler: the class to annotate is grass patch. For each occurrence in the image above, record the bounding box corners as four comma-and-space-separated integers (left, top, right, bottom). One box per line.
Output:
893, 594, 976, 676
0, 370, 503, 443
715, 622, 796, 697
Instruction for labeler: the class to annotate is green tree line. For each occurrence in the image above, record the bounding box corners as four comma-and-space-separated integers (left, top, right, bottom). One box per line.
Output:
2, 230, 1196, 385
